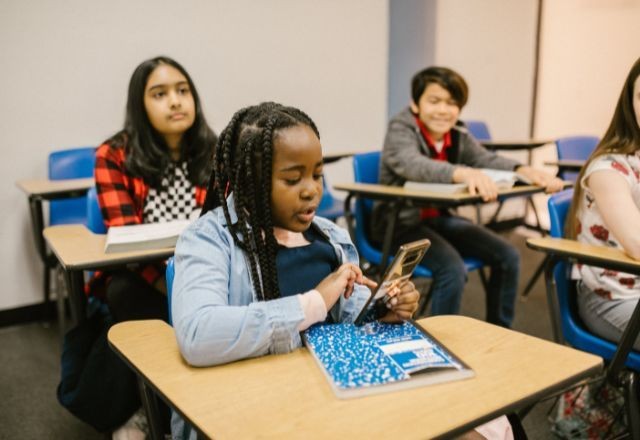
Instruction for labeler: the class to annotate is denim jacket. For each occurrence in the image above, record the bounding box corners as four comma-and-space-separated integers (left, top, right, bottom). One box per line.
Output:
172, 196, 370, 367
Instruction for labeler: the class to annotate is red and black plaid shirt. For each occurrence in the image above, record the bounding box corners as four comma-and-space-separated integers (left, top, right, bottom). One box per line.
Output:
88, 143, 207, 296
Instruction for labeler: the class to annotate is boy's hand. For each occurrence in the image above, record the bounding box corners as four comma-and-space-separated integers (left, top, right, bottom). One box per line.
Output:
452, 167, 499, 201
378, 280, 419, 323
315, 263, 377, 311
516, 165, 564, 193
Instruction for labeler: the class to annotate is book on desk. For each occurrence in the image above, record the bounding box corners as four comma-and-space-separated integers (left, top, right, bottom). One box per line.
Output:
104, 220, 191, 253
404, 168, 533, 194
303, 320, 474, 399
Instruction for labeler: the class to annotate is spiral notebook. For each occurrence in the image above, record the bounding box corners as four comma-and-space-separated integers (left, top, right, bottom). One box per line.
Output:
303, 321, 474, 399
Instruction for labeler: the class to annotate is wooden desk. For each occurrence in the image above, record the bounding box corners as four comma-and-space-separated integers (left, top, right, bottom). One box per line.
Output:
482, 139, 551, 166
16, 178, 94, 306
526, 237, 640, 385
544, 159, 585, 173
323, 150, 356, 164
334, 182, 559, 274
43, 224, 174, 322
108, 316, 602, 440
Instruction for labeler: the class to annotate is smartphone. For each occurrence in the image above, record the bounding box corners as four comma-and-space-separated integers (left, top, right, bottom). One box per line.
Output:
354, 239, 431, 326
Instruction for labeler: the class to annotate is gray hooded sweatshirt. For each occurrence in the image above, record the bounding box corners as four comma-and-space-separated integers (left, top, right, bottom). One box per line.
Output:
371, 108, 521, 236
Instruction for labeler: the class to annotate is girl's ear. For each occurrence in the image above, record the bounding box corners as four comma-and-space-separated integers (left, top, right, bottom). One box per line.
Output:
410, 101, 419, 115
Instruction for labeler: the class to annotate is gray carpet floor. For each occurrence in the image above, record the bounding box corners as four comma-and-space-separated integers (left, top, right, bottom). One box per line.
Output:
0, 229, 562, 439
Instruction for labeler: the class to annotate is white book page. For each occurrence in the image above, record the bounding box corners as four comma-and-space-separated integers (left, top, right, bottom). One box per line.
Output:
106, 220, 191, 245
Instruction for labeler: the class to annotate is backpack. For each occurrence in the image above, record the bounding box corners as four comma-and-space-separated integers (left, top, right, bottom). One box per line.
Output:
57, 301, 140, 432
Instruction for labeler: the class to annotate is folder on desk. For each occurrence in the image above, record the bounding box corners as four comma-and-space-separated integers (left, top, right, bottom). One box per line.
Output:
303, 321, 474, 398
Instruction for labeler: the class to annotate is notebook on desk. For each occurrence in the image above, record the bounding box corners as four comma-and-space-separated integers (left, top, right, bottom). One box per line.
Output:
303, 321, 474, 399
404, 169, 532, 194
104, 220, 191, 254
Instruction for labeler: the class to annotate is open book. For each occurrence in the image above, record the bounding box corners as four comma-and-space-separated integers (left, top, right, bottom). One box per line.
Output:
303, 321, 473, 398
104, 220, 191, 254
404, 168, 532, 193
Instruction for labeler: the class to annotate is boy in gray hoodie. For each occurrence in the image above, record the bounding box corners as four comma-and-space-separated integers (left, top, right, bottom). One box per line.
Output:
373, 66, 563, 327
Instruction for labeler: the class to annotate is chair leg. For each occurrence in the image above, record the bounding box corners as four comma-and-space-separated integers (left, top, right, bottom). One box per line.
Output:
521, 255, 548, 299
416, 279, 434, 318
624, 372, 640, 438
43, 265, 51, 307
478, 268, 489, 296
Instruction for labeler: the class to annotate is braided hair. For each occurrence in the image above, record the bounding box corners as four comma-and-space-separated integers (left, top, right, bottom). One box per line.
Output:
201, 102, 320, 301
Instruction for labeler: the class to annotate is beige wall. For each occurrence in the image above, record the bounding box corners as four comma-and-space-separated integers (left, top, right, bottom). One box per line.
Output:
1, 0, 389, 311
535, 0, 640, 138
434, 0, 538, 140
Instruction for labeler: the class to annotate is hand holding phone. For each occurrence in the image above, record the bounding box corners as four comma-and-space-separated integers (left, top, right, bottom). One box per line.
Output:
354, 239, 430, 325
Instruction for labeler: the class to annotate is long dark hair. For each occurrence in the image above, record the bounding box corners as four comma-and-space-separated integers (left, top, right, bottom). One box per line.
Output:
202, 102, 320, 301
567, 56, 640, 238
105, 56, 217, 187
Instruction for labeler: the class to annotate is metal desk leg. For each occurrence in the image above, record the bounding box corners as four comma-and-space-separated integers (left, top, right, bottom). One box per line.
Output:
138, 378, 164, 440
64, 269, 86, 325
379, 203, 400, 276
543, 256, 563, 344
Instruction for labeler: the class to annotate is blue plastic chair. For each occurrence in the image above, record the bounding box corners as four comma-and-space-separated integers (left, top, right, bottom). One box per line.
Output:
555, 136, 599, 182
547, 189, 639, 435
166, 257, 175, 326
317, 176, 344, 222
44, 147, 95, 314
48, 147, 96, 226
548, 189, 639, 370
462, 120, 492, 141
86, 187, 107, 234
351, 152, 487, 312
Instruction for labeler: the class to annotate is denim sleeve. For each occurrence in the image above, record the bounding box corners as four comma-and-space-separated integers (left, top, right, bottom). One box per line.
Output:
171, 218, 306, 367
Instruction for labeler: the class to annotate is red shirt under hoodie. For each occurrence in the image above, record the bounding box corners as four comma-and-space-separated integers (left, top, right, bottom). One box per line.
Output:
414, 115, 453, 219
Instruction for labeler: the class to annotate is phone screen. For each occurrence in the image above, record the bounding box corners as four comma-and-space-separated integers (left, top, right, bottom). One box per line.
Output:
354, 239, 430, 325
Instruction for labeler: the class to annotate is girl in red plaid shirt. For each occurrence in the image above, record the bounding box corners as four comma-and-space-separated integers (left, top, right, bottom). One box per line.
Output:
93, 56, 217, 324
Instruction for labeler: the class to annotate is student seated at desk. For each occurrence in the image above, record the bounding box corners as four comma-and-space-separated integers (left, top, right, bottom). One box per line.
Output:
567, 56, 640, 350
172, 102, 515, 440
92, 56, 216, 438
374, 66, 564, 327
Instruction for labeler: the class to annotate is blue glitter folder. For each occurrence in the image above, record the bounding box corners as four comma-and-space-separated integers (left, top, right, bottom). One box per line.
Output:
303, 321, 474, 398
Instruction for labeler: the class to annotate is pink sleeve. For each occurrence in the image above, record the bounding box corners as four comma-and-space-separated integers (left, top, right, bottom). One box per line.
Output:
297, 290, 328, 331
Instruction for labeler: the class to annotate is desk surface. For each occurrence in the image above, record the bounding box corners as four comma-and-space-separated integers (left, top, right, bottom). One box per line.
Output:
323, 150, 356, 164
481, 140, 552, 151
108, 316, 602, 440
527, 237, 640, 274
544, 159, 586, 171
16, 178, 94, 198
333, 182, 556, 207
43, 224, 174, 271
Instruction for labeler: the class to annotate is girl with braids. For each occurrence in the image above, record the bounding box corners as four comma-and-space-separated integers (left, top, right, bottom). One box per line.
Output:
92, 56, 217, 324
567, 56, 640, 351
171, 102, 514, 440
172, 102, 418, 369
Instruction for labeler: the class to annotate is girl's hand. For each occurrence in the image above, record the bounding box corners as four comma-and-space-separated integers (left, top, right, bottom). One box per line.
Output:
516, 166, 564, 193
452, 167, 499, 201
378, 280, 420, 323
315, 263, 377, 311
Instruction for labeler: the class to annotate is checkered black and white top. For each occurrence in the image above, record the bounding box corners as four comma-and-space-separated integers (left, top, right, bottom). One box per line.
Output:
143, 161, 198, 223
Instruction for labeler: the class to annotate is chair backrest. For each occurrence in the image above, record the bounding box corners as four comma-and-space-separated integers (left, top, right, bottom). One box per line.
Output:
548, 190, 639, 370
317, 176, 344, 221
462, 120, 492, 141
166, 257, 175, 325
555, 136, 599, 181
48, 147, 96, 226
86, 187, 107, 234
352, 152, 382, 264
